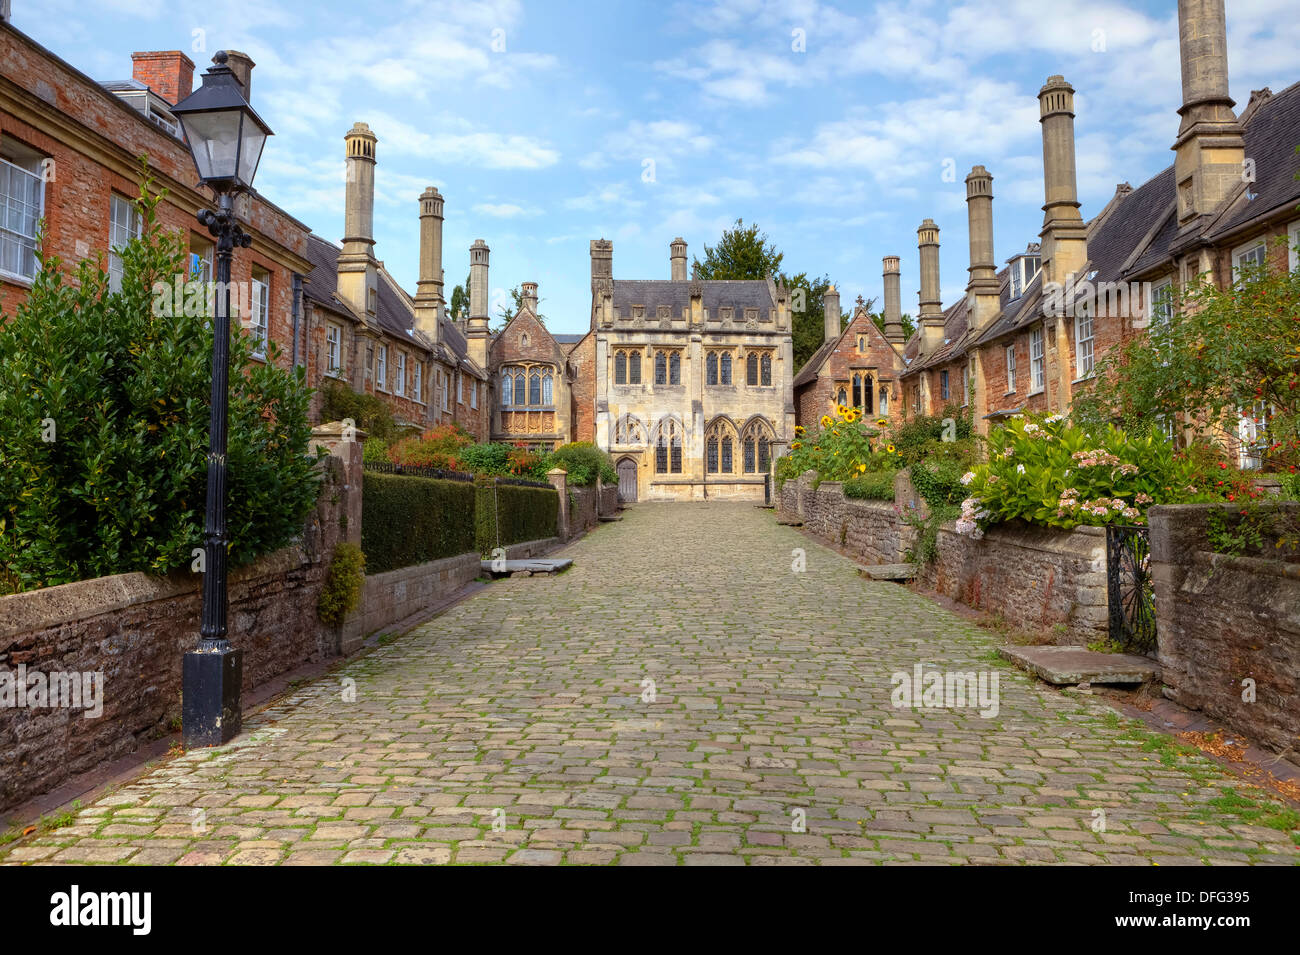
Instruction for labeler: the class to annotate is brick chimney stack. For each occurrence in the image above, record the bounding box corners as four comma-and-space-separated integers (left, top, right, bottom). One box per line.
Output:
965, 165, 1000, 332
337, 122, 379, 319
467, 239, 490, 367
414, 187, 445, 343
131, 51, 195, 106
823, 284, 841, 343
522, 281, 539, 313
917, 219, 944, 356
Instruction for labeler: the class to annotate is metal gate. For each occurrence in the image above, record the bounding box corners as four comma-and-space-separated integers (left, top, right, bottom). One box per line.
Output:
617, 459, 637, 503
1106, 524, 1156, 653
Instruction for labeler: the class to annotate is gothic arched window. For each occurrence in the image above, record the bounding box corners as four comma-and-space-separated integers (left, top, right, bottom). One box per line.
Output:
655, 419, 682, 473
706, 419, 738, 474
706, 352, 718, 385
743, 436, 756, 473
720, 352, 732, 385
628, 351, 642, 384
761, 353, 772, 386
615, 351, 627, 385
529, 373, 541, 406
836, 387, 847, 406
514, 373, 526, 405
655, 351, 666, 385
669, 351, 681, 384
501, 370, 511, 406
741, 418, 775, 474
746, 353, 759, 386
542, 372, 553, 406
721, 435, 733, 473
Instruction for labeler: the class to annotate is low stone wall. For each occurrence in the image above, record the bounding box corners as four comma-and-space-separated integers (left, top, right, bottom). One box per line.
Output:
777, 469, 1106, 643
355, 552, 482, 649
1150, 503, 1300, 754
599, 485, 618, 516
570, 486, 599, 539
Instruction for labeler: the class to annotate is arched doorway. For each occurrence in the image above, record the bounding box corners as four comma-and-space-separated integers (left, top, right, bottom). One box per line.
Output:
617, 458, 638, 502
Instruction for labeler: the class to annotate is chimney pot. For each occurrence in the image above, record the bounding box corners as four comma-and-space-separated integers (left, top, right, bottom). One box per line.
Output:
223, 50, 255, 101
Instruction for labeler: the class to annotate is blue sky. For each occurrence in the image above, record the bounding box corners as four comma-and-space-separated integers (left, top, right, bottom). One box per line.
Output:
18, 0, 1300, 335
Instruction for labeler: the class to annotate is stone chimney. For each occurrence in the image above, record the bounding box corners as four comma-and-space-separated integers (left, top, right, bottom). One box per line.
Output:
823, 285, 841, 343
917, 219, 944, 356
130, 51, 195, 106
223, 50, 255, 100
965, 165, 1000, 332
0, 1, 11, 24
882, 256, 904, 343
1173, 0, 1244, 227
1038, 76, 1088, 287
670, 237, 688, 281
467, 239, 490, 367
414, 186, 444, 342
337, 123, 379, 320
522, 281, 539, 314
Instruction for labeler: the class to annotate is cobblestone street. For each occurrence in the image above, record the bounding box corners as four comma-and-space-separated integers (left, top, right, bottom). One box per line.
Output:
5, 502, 1297, 866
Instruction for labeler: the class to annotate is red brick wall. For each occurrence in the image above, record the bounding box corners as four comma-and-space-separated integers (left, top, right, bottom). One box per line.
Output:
568, 333, 595, 443
130, 51, 194, 106
794, 314, 906, 430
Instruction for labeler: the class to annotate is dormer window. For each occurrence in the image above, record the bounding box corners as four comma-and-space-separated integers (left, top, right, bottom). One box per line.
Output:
1007, 253, 1042, 300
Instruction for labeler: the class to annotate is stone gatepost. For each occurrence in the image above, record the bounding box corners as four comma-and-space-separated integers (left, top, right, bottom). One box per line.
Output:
310, 420, 365, 547
548, 467, 570, 540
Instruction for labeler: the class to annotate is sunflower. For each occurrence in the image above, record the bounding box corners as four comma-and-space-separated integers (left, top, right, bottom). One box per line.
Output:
886, 444, 896, 453
876, 418, 888, 426
843, 409, 859, 423
856, 462, 867, 473
820, 415, 832, 428
790, 441, 802, 450
794, 425, 806, 435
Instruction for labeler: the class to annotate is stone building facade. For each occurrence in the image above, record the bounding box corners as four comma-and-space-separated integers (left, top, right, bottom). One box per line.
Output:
585, 238, 795, 501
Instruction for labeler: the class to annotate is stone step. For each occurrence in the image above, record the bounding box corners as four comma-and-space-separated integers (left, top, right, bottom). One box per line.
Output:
776, 518, 803, 526
998, 645, 1159, 685
598, 515, 623, 522
857, 563, 917, 581
481, 558, 573, 578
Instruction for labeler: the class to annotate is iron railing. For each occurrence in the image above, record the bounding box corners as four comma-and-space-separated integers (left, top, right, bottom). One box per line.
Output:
362, 461, 473, 482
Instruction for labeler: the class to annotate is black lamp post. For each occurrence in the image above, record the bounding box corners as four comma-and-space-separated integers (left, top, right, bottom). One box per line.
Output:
170, 51, 273, 749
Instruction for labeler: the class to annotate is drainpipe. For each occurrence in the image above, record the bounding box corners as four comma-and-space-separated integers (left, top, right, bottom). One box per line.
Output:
291, 272, 303, 369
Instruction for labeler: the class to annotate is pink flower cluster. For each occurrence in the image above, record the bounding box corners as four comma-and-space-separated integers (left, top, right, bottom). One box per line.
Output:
955, 496, 989, 539
1056, 489, 1141, 521
1071, 449, 1138, 476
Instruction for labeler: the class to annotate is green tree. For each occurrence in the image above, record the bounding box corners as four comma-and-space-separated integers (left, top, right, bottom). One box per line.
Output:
692, 218, 784, 280
870, 310, 917, 342
493, 285, 545, 332
1074, 238, 1300, 473
449, 272, 470, 322
0, 169, 321, 593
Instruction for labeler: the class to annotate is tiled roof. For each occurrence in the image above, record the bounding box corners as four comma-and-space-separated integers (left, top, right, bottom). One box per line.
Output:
908, 296, 971, 373
972, 268, 1045, 348
1086, 167, 1177, 284
1206, 81, 1300, 242
792, 337, 838, 388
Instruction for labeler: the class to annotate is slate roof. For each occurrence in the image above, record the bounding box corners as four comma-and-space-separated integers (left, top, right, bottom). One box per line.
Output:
792, 337, 838, 388
302, 234, 484, 377
610, 278, 775, 314
1206, 81, 1300, 242
1086, 167, 1177, 284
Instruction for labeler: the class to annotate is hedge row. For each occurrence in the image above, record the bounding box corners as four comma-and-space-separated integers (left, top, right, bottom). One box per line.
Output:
475, 478, 558, 553
361, 472, 477, 574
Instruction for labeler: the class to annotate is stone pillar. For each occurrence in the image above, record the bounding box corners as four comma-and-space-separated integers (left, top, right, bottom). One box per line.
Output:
338, 123, 379, 318
823, 284, 841, 343
670, 237, 688, 281
917, 219, 944, 357
882, 256, 905, 344
1038, 77, 1088, 287
467, 239, 490, 368
309, 421, 364, 547
965, 165, 1001, 333
1173, 0, 1245, 225
414, 186, 445, 340
547, 467, 570, 540
522, 281, 538, 313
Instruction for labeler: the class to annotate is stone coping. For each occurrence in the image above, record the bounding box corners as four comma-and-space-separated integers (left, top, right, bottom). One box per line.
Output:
0, 545, 302, 643
1191, 549, 1300, 582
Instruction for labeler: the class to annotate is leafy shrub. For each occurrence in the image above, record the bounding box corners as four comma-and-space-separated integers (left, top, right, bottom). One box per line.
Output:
457, 442, 514, 476
361, 472, 476, 572
892, 405, 973, 464
843, 471, 896, 501
0, 172, 321, 593
475, 477, 558, 552
547, 441, 617, 486
319, 379, 397, 442
317, 542, 364, 625
361, 437, 390, 464
909, 457, 969, 511
958, 413, 1205, 537
386, 423, 474, 469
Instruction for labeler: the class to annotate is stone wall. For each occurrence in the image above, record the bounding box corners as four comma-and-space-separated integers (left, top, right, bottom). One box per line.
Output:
0, 453, 349, 812
777, 469, 1106, 642
1150, 503, 1300, 755
355, 553, 482, 651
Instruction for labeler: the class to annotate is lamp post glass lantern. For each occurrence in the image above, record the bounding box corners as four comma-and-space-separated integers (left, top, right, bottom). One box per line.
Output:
170, 50, 273, 749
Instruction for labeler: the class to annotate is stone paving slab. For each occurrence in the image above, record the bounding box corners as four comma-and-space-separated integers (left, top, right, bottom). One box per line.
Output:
999, 646, 1159, 685
4, 502, 1296, 866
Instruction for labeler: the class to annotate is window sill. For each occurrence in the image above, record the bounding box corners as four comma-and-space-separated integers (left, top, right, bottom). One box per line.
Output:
1004, 390, 1017, 397
1071, 373, 1095, 385
0, 271, 35, 288
1027, 388, 1044, 397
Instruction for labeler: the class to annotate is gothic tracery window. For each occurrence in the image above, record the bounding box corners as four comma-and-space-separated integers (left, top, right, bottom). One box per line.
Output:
705, 419, 738, 474
741, 418, 775, 474
655, 418, 683, 474
761, 353, 772, 386
746, 353, 759, 386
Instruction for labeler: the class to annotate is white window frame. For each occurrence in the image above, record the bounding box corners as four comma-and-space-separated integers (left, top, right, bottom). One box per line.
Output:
878, 386, 889, 416
1030, 327, 1045, 393
470, 378, 478, 409
442, 373, 449, 410
1149, 278, 1174, 328
0, 153, 45, 283
395, 351, 406, 396
376, 344, 388, 391
412, 360, 422, 401
1074, 305, 1094, 379
1231, 238, 1267, 283
108, 193, 142, 292
249, 269, 270, 357
457, 370, 463, 405
326, 322, 342, 375
962, 361, 971, 408
1005, 345, 1016, 394
1289, 220, 1300, 273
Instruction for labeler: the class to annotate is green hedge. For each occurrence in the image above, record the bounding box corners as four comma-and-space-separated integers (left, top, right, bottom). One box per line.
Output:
361, 472, 476, 573
475, 478, 558, 553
